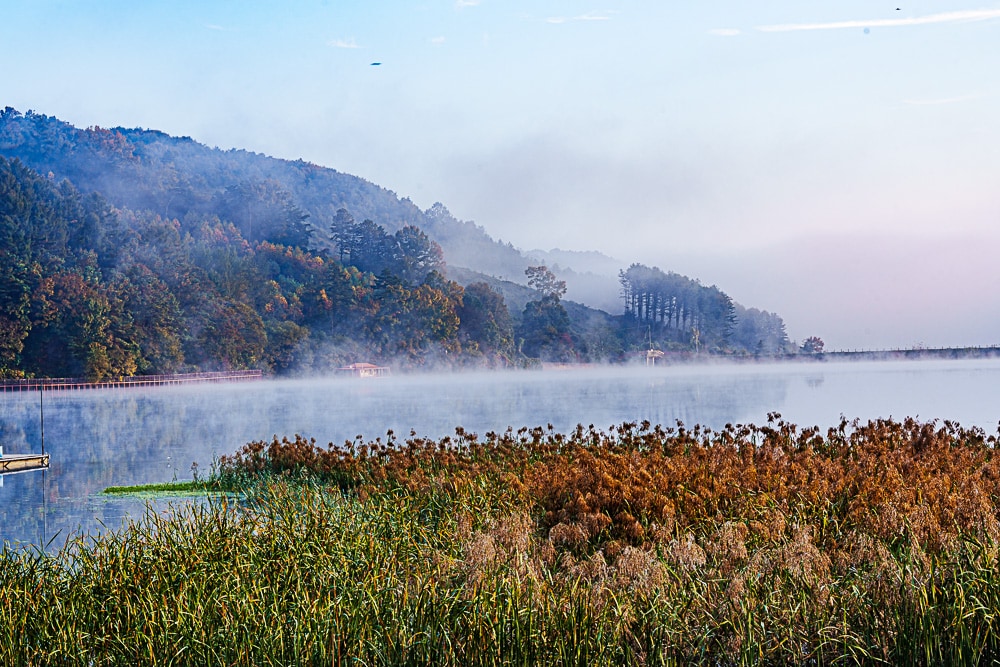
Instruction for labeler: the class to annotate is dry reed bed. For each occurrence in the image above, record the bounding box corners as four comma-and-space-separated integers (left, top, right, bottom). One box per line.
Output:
3, 416, 1000, 665
222, 415, 1000, 553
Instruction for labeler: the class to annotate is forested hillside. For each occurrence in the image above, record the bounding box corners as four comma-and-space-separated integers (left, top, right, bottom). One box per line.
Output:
0, 107, 528, 278
0, 107, 796, 379
0, 155, 520, 378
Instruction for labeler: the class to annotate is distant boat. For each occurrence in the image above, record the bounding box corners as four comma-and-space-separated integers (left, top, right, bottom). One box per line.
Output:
336, 362, 390, 378
645, 327, 665, 366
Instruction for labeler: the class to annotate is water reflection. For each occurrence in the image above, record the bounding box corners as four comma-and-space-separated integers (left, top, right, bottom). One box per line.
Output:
3, 359, 1000, 549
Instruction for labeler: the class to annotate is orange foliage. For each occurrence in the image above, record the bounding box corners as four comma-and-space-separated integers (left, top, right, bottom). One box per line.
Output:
220, 416, 1000, 556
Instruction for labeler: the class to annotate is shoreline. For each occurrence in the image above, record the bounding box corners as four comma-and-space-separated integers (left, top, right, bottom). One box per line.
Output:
0, 370, 263, 393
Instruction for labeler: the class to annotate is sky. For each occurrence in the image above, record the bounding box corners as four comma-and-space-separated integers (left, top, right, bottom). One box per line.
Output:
3, 1, 999, 350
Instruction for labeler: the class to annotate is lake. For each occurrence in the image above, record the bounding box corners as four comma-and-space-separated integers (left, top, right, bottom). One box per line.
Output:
3, 358, 1000, 549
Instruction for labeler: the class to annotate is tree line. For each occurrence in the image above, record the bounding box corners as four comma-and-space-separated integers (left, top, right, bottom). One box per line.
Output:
0, 156, 529, 379
0, 107, 804, 376
0, 153, 799, 379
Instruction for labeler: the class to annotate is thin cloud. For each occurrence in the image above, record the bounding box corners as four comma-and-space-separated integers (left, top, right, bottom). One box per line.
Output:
455, 0, 480, 7
709, 28, 741, 36
328, 38, 360, 49
575, 11, 615, 21
903, 94, 981, 106
430, 36, 446, 46
546, 11, 617, 24
758, 9, 1000, 32
204, 24, 235, 32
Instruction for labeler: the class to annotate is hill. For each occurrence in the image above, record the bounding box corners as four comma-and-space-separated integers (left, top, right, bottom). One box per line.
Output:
0, 106, 796, 377
0, 107, 534, 280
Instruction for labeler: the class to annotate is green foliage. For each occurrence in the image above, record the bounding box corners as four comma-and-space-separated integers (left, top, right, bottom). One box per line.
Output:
117, 264, 185, 373
518, 295, 576, 362
328, 206, 356, 263
23, 267, 141, 380
393, 224, 445, 285
215, 179, 311, 248
517, 265, 579, 362
525, 265, 567, 299
364, 271, 463, 364
731, 305, 792, 355
457, 282, 515, 364
619, 263, 737, 353
100, 480, 219, 496
0, 153, 481, 375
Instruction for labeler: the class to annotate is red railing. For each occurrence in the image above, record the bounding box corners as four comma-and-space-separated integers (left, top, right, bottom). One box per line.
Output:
0, 370, 263, 392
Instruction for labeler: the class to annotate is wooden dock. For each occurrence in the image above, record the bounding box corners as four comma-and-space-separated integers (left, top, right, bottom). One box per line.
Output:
0, 370, 262, 393
0, 453, 49, 474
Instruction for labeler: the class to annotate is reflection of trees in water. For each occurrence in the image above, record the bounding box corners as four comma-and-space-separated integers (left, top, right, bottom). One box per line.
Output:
0, 418, 31, 454
0, 471, 46, 548
0, 468, 181, 551
662, 375, 788, 428
0, 396, 41, 455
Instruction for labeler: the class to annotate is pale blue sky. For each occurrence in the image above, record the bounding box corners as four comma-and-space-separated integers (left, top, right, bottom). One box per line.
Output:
4, 1, 1000, 349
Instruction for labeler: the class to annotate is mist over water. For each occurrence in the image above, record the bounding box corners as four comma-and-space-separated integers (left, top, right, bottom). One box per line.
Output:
3, 358, 1000, 549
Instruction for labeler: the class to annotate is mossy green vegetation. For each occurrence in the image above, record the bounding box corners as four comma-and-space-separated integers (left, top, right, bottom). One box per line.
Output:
4, 417, 1000, 665
101, 480, 217, 497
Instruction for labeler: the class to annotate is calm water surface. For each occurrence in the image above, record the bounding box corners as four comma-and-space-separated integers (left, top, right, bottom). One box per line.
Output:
3, 358, 999, 548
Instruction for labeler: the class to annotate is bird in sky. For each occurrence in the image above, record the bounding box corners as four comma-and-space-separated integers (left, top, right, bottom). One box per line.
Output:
370, 62, 381, 66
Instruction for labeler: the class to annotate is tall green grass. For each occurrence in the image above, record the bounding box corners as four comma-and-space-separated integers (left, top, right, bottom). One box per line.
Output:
4, 418, 1000, 665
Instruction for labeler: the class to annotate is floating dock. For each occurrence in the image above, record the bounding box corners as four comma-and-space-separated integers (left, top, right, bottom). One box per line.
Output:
0, 453, 50, 474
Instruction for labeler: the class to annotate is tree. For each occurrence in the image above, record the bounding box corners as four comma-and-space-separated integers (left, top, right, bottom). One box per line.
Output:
392, 225, 444, 285
525, 265, 567, 299
0, 259, 40, 375
216, 180, 311, 248
519, 295, 574, 362
457, 281, 514, 363
618, 263, 738, 352
350, 219, 394, 275
118, 265, 185, 373
23, 268, 141, 380
263, 319, 310, 374
731, 306, 791, 355
800, 336, 825, 354
192, 298, 267, 370
364, 272, 462, 364
329, 207, 357, 263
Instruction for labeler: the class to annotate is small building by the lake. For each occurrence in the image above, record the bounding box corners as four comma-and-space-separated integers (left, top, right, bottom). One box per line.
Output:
336, 362, 390, 378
